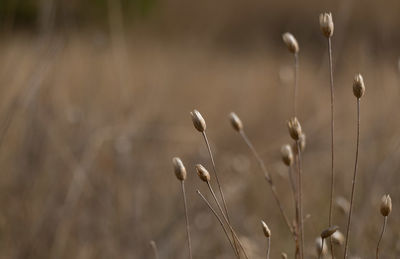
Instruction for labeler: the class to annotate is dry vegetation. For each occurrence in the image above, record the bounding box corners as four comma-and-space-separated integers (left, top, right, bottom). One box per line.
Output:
0, 1, 400, 259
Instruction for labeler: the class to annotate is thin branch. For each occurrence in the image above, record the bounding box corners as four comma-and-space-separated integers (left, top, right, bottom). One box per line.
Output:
181, 181, 193, 259
294, 53, 299, 116
376, 216, 387, 259
149, 240, 159, 259
296, 141, 304, 259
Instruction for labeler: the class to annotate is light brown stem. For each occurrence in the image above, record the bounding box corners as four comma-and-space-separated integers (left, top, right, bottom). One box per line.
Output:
376, 216, 387, 259
181, 181, 193, 259
266, 237, 271, 259
343, 98, 360, 259
149, 240, 159, 259
296, 141, 304, 259
294, 53, 299, 116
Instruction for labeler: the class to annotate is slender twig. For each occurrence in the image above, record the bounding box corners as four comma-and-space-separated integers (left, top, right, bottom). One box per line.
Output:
294, 53, 299, 116
196, 190, 239, 258
201, 131, 239, 253
181, 181, 193, 259
207, 182, 249, 259
239, 130, 295, 237
149, 240, 159, 259
266, 237, 271, 259
343, 98, 360, 259
376, 216, 387, 259
327, 36, 336, 258
296, 141, 304, 259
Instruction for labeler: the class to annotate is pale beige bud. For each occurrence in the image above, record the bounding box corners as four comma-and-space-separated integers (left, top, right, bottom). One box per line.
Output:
321, 225, 339, 239
282, 32, 299, 54
281, 144, 294, 166
287, 117, 302, 141
319, 13, 334, 38
195, 164, 210, 182
190, 109, 206, 132
292, 133, 306, 154
261, 220, 271, 238
229, 112, 243, 132
380, 194, 392, 217
281, 252, 288, 259
331, 230, 345, 245
315, 237, 327, 255
353, 74, 365, 99
172, 157, 186, 181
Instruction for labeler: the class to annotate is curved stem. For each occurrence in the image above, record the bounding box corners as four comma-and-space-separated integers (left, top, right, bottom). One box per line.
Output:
376, 216, 387, 259
294, 53, 299, 116
266, 237, 271, 259
327, 37, 335, 258
149, 240, 159, 259
239, 130, 295, 237
343, 98, 360, 259
181, 181, 193, 259
196, 190, 239, 258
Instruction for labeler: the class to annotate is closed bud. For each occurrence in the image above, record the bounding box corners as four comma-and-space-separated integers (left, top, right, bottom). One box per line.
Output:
261, 220, 271, 238
172, 157, 187, 181
353, 74, 365, 99
331, 230, 345, 245
380, 194, 392, 217
287, 117, 302, 141
195, 164, 210, 182
281, 252, 288, 259
321, 225, 339, 239
319, 13, 334, 38
282, 32, 299, 54
190, 109, 206, 132
229, 112, 243, 132
281, 144, 294, 166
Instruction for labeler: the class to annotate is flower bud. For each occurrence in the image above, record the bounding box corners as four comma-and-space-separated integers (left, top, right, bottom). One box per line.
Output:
331, 230, 345, 245
172, 157, 187, 181
319, 13, 334, 38
261, 220, 271, 238
380, 194, 392, 217
281, 144, 294, 166
190, 109, 206, 132
321, 225, 339, 239
353, 74, 365, 99
282, 32, 299, 54
287, 117, 302, 141
195, 164, 210, 182
229, 112, 243, 132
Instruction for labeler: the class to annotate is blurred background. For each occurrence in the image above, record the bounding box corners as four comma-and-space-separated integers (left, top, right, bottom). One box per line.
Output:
0, 0, 399, 258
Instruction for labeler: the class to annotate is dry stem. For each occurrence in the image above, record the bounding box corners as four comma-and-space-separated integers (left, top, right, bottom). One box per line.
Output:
181, 181, 193, 259
376, 216, 387, 259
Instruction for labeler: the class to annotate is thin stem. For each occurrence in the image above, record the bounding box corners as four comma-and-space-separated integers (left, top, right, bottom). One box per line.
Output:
239, 130, 295, 237
318, 238, 325, 259
201, 131, 239, 254
149, 240, 159, 259
207, 182, 249, 259
181, 181, 193, 259
327, 36, 335, 258
196, 190, 239, 258
343, 98, 360, 259
266, 237, 271, 259
296, 141, 304, 259
376, 216, 387, 259
294, 53, 299, 117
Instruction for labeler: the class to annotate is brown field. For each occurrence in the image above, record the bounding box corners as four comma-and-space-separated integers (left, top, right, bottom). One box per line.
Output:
0, 0, 399, 258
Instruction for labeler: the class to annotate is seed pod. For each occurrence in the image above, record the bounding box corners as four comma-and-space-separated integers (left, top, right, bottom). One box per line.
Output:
229, 112, 243, 132
172, 157, 187, 181
321, 225, 339, 239
319, 13, 334, 38
353, 74, 365, 99
190, 109, 206, 132
261, 220, 271, 238
315, 237, 327, 255
195, 164, 210, 182
287, 117, 302, 141
281, 144, 294, 166
331, 230, 345, 245
380, 194, 392, 217
282, 32, 299, 54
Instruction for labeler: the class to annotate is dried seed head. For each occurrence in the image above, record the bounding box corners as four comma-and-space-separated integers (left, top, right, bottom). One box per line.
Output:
292, 133, 306, 154
172, 157, 187, 181
281, 252, 288, 259
353, 74, 365, 99
190, 109, 206, 132
321, 225, 339, 239
319, 12, 334, 38
261, 220, 271, 238
195, 164, 210, 182
380, 194, 392, 217
281, 144, 294, 166
229, 112, 243, 132
315, 237, 327, 255
282, 32, 299, 54
331, 230, 345, 245
287, 117, 302, 141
